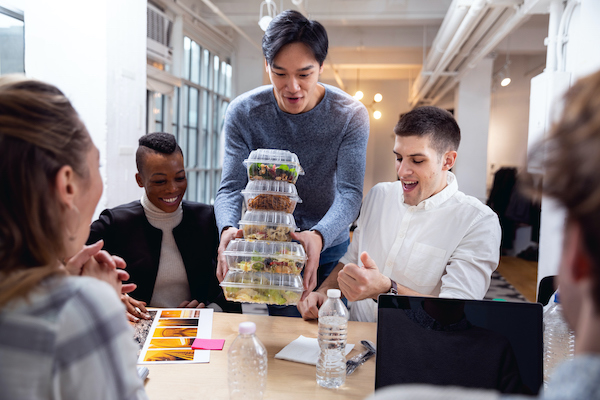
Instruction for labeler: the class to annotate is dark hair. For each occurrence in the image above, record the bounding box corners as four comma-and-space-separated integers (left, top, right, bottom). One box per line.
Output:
0, 76, 90, 305
525, 70, 600, 309
262, 9, 328, 66
136, 132, 183, 173
394, 106, 461, 156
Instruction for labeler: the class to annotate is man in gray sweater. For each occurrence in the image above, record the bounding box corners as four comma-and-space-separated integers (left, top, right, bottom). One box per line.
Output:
214, 10, 370, 316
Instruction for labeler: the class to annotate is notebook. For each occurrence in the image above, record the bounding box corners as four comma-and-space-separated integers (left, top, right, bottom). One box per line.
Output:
375, 294, 543, 395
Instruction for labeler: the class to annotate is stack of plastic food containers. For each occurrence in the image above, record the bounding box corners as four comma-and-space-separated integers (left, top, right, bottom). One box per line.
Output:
220, 149, 307, 305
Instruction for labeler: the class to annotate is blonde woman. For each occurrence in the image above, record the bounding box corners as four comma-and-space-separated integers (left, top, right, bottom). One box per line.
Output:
0, 76, 147, 399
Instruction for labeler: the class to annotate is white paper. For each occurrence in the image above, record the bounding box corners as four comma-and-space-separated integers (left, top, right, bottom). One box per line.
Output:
274, 335, 354, 365
137, 308, 214, 365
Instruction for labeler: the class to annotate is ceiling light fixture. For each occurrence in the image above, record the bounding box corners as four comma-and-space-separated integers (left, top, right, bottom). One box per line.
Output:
497, 35, 511, 87
258, 0, 277, 32
352, 68, 383, 120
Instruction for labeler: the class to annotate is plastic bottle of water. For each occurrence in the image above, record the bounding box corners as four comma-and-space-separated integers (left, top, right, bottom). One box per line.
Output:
543, 292, 575, 387
317, 289, 349, 389
228, 321, 268, 400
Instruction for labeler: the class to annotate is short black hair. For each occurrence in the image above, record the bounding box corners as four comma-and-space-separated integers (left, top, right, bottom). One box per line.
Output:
136, 132, 183, 173
262, 9, 328, 66
394, 106, 461, 156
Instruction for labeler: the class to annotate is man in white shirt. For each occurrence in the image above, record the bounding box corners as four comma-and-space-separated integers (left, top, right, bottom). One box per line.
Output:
298, 106, 501, 322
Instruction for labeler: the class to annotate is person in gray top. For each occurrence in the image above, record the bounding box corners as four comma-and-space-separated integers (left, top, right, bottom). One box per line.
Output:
214, 9, 369, 316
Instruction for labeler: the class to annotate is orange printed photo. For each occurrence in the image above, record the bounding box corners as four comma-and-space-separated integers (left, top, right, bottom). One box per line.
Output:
148, 338, 195, 349
153, 327, 198, 338
157, 318, 199, 327
144, 349, 195, 362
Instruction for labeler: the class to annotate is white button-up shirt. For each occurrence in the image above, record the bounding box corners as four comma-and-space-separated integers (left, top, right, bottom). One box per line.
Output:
341, 172, 501, 322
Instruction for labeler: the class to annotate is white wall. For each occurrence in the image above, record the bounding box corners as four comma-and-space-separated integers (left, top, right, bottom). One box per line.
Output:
319, 78, 411, 196
231, 26, 264, 97
453, 57, 493, 202
21, 0, 146, 218
104, 0, 147, 211
488, 54, 545, 189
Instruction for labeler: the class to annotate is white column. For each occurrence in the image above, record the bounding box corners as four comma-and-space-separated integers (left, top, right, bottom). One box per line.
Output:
104, 0, 147, 210
453, 56, 494, 203
23, 0, 147, 216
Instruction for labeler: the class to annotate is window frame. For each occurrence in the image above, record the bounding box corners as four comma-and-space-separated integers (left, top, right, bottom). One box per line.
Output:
177, 34, 232, 205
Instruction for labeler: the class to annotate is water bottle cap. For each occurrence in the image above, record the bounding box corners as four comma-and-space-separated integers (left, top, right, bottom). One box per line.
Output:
327, 289, 341, 298
238, 321, 256, 335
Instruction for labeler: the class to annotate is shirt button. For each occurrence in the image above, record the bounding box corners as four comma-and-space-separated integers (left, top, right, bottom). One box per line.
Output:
398, 233, 405, 238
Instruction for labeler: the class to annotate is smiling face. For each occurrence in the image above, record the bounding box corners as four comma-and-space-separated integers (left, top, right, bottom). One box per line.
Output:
266, 42, 325, 114
394, 134, 457, 206
136, 151, 187, 213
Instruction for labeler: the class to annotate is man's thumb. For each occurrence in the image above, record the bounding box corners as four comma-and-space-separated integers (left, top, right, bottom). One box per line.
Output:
360, 251, 377, 270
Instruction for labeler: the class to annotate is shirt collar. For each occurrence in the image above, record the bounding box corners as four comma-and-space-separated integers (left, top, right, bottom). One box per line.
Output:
404, 171, 458, 211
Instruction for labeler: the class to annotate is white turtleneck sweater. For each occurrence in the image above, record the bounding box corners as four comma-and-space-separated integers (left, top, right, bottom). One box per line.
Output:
141, 192, 191, 307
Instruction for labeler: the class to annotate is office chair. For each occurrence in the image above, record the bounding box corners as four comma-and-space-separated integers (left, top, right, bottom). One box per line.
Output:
537, 275, 557, 306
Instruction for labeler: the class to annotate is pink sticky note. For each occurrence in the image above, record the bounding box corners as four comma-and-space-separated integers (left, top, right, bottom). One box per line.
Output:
192, 338, 225, 350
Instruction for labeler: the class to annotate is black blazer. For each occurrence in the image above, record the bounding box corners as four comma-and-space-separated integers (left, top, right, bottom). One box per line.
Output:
87, 200, 240, 312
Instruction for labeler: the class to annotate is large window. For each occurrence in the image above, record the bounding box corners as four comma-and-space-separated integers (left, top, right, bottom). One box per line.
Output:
178, 36, 232, 205
0, 5, 24, 74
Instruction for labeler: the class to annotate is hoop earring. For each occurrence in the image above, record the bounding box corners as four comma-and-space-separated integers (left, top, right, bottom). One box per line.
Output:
65, 205, 81, 242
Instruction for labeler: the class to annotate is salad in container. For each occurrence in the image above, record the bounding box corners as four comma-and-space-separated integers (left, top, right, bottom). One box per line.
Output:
239, 210, 297, 242
224, 239, 307, 275
243, 148, 304, 184
241, 180, 301, 213
220, 270, 303, 305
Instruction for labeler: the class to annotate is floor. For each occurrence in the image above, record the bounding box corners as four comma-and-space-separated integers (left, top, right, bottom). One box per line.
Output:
496, 256, 538, 303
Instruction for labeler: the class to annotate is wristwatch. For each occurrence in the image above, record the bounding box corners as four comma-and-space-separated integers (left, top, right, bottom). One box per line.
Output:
373, 278, 399, 303
389, 279, 398, 295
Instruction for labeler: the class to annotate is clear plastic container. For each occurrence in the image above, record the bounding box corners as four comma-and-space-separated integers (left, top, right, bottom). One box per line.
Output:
220, 270, 304, 305
317, 289, 349, 389
224, 239, 307, 275
543, 292, 575, 387
243, 148, 304, 184
239, 210, 297, 242
242, 180, 301, 213
228, 322, 267, 400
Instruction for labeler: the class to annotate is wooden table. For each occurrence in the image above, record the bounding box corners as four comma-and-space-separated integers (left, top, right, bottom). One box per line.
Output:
144, 313, 377, 399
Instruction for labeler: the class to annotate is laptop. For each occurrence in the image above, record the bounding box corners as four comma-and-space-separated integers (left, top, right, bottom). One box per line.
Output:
375, 294, 543, 395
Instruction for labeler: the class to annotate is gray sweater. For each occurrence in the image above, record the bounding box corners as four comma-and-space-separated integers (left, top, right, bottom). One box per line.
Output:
214, 83, 369, 250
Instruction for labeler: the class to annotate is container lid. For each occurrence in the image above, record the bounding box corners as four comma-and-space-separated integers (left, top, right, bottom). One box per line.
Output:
221, 270, 304, 291
238, 321, 256, 335
327, 289, 342, 298
242, 180, 302, 202
224, 239, 307, 262
238, 210, 297, 229
243, 148, 304, 175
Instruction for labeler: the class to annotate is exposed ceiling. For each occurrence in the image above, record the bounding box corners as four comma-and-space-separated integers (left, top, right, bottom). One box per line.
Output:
181, 0, 549, 103
192, 0, 454, 27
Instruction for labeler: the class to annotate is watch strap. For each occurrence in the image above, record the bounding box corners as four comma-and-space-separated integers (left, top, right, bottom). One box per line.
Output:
389, 279, 398, 295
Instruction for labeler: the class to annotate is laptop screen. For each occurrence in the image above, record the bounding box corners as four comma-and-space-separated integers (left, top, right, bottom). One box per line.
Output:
375, 295, 543, 395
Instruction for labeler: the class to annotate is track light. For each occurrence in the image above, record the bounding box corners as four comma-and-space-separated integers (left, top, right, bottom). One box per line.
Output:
374, 93, 383, 103
353, 91, 364, 100
373, 110, 382, 120
259, 0, 276, 32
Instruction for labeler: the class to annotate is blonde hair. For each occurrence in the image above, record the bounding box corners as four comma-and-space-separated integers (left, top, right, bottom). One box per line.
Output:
0, 76, 91, 307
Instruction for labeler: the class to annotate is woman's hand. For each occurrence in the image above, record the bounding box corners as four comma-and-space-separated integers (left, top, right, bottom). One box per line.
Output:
122, 294, 150, 323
